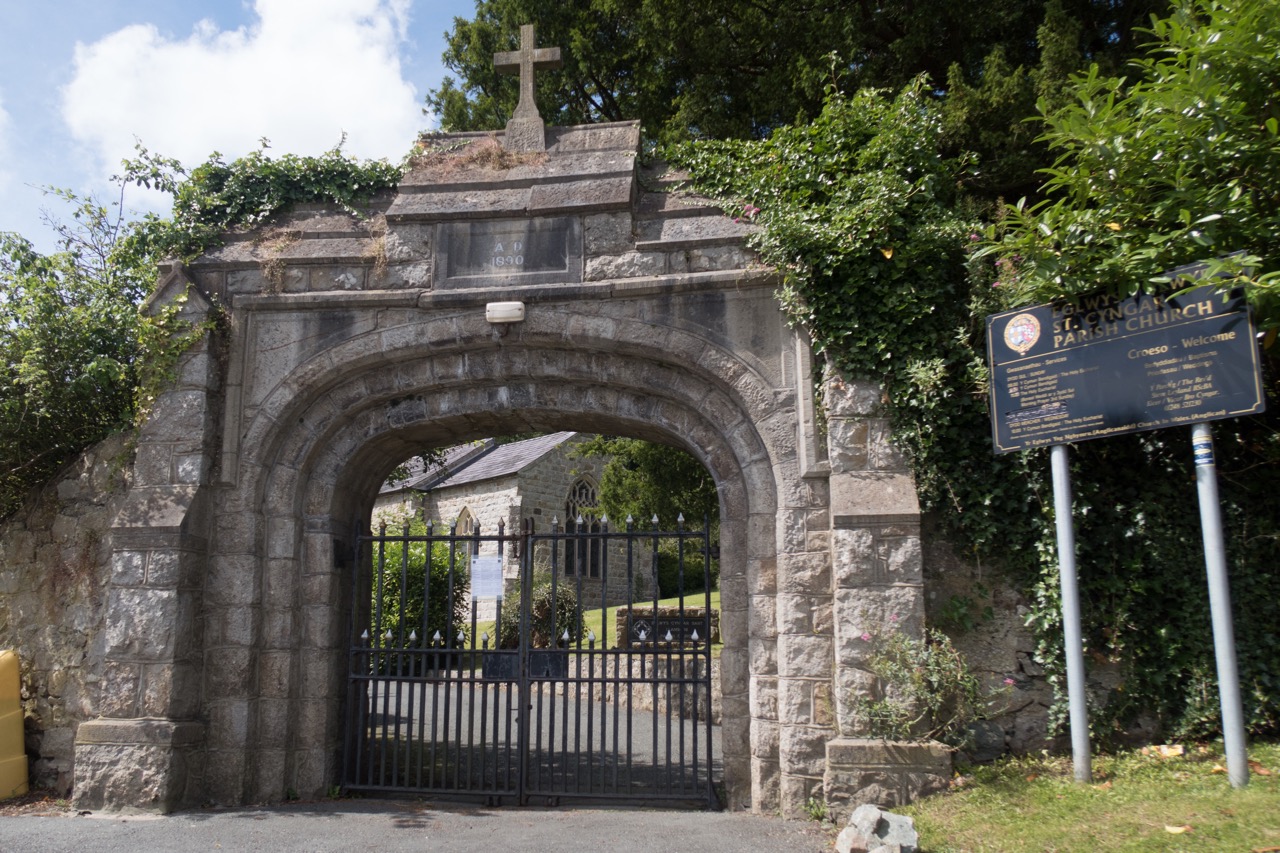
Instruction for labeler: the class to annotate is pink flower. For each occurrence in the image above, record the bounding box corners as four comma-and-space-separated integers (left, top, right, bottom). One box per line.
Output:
1003, 677, 1016, 686
889, 613, 899, 623
741, 204, 761, 220
861, 632, 873, 642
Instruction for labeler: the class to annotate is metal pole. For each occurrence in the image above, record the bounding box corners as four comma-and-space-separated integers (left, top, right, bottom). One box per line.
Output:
1050, 444, 1091, 782
1191, 423, 1249, 788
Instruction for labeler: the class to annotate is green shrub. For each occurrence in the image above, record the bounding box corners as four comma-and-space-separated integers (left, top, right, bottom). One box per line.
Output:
852, 627, 1005, 746
498, 576, 583, 648
371, 520, 470, 651
654, 545, 718, 599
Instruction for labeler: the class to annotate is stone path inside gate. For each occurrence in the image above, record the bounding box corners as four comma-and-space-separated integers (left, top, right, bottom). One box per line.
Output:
363, 678, 720, 802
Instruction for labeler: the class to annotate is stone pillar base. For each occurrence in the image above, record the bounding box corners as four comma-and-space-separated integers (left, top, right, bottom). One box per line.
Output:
823, 738, 951, 822
503, 115, 548, 152
73, 719, 205, 813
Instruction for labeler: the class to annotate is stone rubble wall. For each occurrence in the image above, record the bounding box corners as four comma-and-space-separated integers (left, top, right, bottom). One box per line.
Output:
587, 656, 722, 725
0, 432, 131, 795
427, 480, 523, 551
921, 524, 1055, 758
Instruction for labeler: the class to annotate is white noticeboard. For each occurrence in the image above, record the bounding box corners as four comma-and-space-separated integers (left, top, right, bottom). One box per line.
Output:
470, 556, 504, 601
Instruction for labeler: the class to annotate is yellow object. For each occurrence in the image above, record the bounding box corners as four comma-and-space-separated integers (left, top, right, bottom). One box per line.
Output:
0, 650, 28, 799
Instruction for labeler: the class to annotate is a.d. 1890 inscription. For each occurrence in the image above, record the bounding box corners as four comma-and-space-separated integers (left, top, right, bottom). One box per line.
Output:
439, 217, 581, 285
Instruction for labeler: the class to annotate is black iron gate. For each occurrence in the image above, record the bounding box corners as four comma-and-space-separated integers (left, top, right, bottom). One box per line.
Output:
342, 515, 719, 807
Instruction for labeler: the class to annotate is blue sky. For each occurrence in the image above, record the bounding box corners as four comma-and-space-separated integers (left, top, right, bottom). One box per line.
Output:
0, 0, 477, 253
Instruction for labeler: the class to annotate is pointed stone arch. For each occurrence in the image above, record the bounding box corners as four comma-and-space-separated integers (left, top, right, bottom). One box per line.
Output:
564, 473, 600, 524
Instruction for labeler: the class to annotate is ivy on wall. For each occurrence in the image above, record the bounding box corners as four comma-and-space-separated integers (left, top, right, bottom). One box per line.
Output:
117, 140, 405, 264
669, 2, 1280, 742
0, 141, 406, 519
669, 79, 1044, 575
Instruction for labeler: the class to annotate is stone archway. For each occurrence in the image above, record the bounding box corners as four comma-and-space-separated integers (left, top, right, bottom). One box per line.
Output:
69, 120, 927, 818
214, 306, 788, 800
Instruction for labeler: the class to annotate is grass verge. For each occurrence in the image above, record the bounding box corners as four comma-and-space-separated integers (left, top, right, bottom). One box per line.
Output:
900, 740, 1280, 852
468, 590, 722, 652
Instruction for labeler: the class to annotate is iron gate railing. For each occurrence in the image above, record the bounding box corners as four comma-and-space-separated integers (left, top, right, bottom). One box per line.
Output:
342, 515, 719, 807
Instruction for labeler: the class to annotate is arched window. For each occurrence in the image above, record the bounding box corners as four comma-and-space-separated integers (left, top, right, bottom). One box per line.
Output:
454, 507, 475, 562
455, 507, 475, 536
564, 478, 601, 578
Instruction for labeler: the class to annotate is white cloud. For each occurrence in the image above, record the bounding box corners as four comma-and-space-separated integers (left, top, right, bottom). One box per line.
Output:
60, 0, 422, 178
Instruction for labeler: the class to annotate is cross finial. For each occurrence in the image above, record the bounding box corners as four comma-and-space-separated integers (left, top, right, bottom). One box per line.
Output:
494, 24, 562, 153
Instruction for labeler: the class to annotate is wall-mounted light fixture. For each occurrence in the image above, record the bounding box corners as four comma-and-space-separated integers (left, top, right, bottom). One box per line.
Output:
485, 301, 525, 324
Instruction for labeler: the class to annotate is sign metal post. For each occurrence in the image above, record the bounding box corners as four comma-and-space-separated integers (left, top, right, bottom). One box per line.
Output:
1191, 423, 1249, 788
1050, 443, 1091, 782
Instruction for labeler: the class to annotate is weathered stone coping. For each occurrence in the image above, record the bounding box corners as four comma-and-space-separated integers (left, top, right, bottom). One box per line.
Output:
75, 718, 204, 747
833, 514, 921, 529
823, 738, 952, 821
414, 121, 641, 156
400, 150, 636, 192
386, 178, 635, 222
223, 268, 780, 311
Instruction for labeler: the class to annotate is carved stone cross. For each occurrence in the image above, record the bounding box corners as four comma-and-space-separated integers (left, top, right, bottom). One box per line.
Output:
494, 24, 562, 153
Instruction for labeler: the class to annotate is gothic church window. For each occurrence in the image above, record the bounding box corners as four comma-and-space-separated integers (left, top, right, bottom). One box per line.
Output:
564, 478, 601, 578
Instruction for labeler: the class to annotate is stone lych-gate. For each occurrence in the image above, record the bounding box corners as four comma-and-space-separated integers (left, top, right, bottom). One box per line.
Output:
63, 34, 941, 817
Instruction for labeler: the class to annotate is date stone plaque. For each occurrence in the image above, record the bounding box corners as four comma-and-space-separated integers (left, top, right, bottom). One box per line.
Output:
437, 217, 581, 287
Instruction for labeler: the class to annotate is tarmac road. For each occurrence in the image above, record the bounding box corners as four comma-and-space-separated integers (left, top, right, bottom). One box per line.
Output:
0, 672, 827, 852
0, 799, 836, 853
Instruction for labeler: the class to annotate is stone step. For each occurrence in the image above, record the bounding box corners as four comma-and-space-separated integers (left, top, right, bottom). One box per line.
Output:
635, 190, 724, 220
635, 214, 755, 251
386, 177, 634, 222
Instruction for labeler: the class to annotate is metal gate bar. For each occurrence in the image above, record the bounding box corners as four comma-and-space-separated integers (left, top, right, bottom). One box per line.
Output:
343, 514, 717, 807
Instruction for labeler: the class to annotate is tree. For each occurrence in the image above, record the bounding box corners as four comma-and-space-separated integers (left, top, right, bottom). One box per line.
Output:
430, 1, 1166, 192
0, 192, 150, 518
990, 0, 1280, 329
571, 436, 717, 528
0, 142, 406, 520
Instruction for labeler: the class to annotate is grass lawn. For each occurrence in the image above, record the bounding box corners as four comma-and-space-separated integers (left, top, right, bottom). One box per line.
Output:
900, 740, 1280, 852
469, 589, 721, 652
582, 588, 721, 650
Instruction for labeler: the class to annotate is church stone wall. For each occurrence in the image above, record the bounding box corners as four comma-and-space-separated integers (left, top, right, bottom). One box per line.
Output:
427, 478, 523, 539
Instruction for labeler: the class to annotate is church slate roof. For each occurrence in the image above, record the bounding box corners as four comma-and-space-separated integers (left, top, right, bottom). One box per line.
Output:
429, 432, 578, 489
379, 432, 579, 495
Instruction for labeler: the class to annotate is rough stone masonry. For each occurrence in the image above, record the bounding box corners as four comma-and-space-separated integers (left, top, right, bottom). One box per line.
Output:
0, 30, 1005, 818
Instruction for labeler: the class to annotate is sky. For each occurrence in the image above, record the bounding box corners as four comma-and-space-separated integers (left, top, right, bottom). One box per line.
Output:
0, 0, 478, 253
